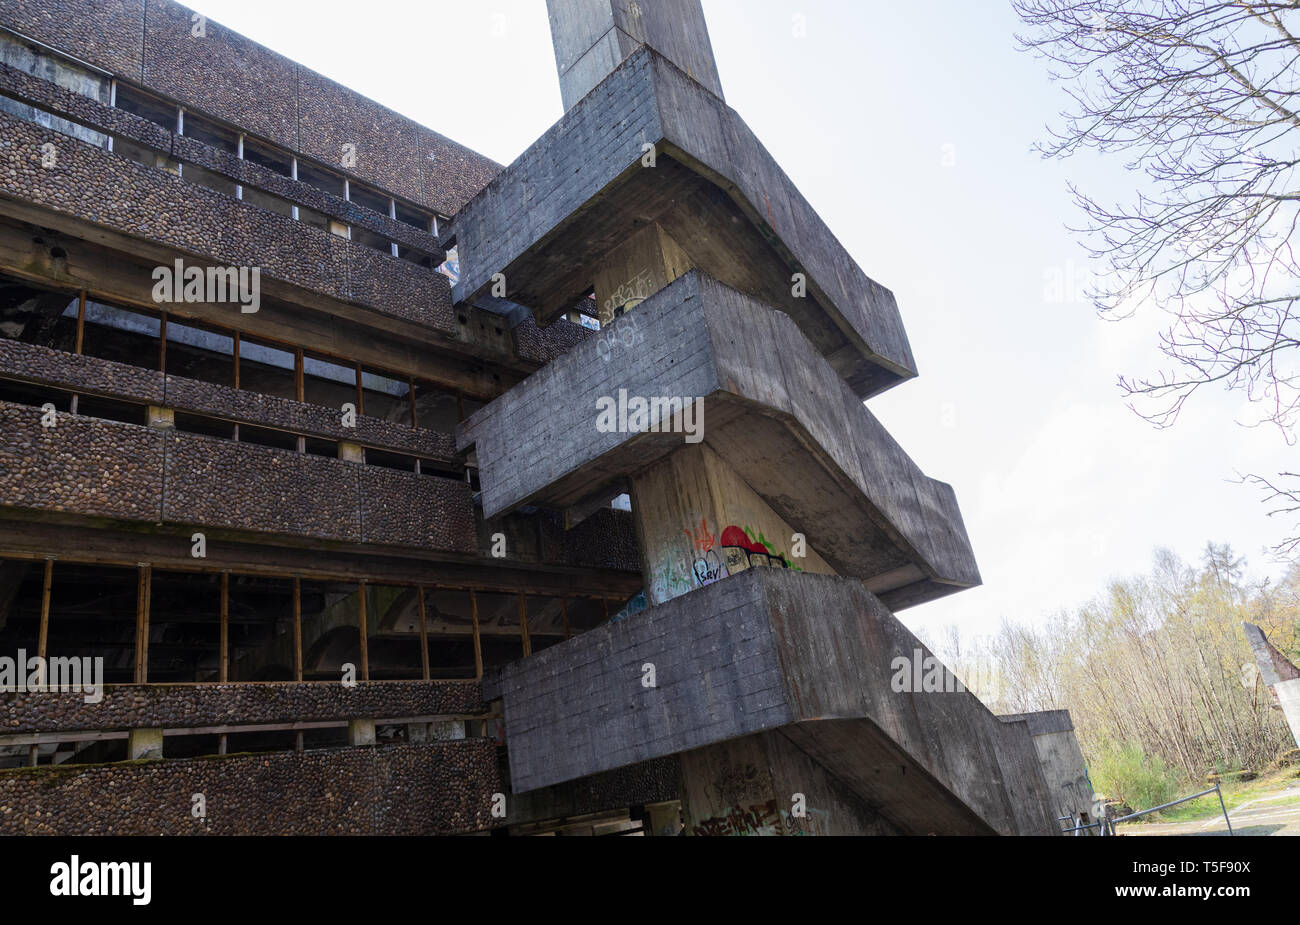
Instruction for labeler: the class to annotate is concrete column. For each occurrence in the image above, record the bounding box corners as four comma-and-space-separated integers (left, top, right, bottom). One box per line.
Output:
127, 728, 164, 760
547, 0, 724, 110
145, 406, 174, 430
348, 718, 376, 747
633, 443, 836, 607
592, 223, 692, 325
339, 441, 364, 463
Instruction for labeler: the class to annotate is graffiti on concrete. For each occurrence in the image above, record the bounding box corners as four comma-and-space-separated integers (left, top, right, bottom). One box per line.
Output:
690, 798, 828, 837
652, 517, 804, 603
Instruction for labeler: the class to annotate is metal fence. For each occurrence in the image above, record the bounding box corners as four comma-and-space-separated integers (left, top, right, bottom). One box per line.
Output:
1060, 782, 1233, 836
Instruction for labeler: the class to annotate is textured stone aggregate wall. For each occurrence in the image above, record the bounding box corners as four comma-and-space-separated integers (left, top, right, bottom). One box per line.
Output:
0, 112, 455, 331
0, 399, 476, 551
0, 338, 164, 403
141, 0, 298, 151
0, 739, 499, 834
0, 680, 486, 734
0, 339, 457, 459
0, 0, 500, 217
0, 399, 165, 521
0, 59, 443, 256
358, 463, 476, 549
0, 0, 145, 79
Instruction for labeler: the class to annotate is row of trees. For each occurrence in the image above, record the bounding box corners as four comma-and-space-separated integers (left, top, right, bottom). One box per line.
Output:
928, 544, 1298, 802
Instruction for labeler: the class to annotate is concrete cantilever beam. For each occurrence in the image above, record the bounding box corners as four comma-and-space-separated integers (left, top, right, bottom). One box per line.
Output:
483, 568, 1059, 835
457, 271, 979, 610
449, 46, 916, 399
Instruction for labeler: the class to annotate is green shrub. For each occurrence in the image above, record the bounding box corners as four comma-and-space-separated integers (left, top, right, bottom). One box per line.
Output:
1092, 743, 1181, 810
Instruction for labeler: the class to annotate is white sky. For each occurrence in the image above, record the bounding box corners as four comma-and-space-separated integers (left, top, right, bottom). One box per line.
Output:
187, 0, 1298, 640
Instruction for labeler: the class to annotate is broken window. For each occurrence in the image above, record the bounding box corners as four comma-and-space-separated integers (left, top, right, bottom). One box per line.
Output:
300, 579, 362, 682
180, 111, 238, 154
412, 380, 460, 432
164, 317, 234, 387
242, 137, 292, 176
146, 569, 222, 683
351, 226, 392, 254
0, 272, 79, 350
394, 202, 432, 232
362, 584, 424, 680
397, 245, 436, 269
80, 299, 161, 371
422, 588, 480, 679
242, 185, 294, 217
227, 575, 295, 682
41, 563, 139, 685
236, 336, 296, 400
348, 182, 389, 215
302, 351, 356, 410
180, 161, 237, 197
296, 161, 345, 198
359, 366, 412, 424
114, 83, 177, 131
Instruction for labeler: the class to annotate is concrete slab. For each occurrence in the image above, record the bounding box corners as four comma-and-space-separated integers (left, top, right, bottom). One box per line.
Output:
457, 270, 979, 608
449, 47, 915, 398
483, 568, 1059, 835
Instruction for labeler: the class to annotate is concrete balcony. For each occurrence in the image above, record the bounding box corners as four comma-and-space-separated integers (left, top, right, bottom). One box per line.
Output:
484, 568, 1059, 836
457, 270, 978, 610
450, 46, 915, 398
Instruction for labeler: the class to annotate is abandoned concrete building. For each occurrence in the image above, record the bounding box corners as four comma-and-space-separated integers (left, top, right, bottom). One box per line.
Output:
0, 0, 1088, 835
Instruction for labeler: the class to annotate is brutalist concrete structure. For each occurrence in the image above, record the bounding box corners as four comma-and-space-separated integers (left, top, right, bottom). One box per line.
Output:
1244, 623, 1300, 750
0, 0, 1072, 835
461, 0, 1067, 835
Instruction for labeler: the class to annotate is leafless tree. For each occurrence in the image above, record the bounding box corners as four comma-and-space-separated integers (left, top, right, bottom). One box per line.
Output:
1014, 1, 1300, 545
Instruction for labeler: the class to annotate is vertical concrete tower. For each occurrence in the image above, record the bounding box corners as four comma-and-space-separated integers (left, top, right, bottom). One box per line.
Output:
455, 0, 1061, 834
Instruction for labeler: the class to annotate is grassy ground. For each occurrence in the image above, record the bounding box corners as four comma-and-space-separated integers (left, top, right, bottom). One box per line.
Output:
1132, 767, 1300, 824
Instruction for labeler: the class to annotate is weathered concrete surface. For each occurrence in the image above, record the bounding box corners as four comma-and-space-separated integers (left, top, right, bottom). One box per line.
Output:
547, 0, 725, 110
679, 731, 902, 836
484, 568, 1059, 835
458, 271, 978, 609
1278, 680, 1300, 750
1243, 623, 1300, 748
999, 710, 1093, 829
450, 47, 914, 398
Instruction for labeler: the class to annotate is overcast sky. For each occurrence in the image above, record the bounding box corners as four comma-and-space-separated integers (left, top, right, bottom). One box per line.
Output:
188, 0, 1297, 641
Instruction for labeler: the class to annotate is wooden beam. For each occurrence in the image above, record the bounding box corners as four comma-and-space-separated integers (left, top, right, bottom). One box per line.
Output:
73, 290, 86, 354
561, 598, 571, 641
36, 558, 52, 659
518, 592, 532, 657
418, 585, 430, 681
134, 564, 151, 683
470, 589, 483, 681
219, 571, 229, 682
233, 331, 240, 389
